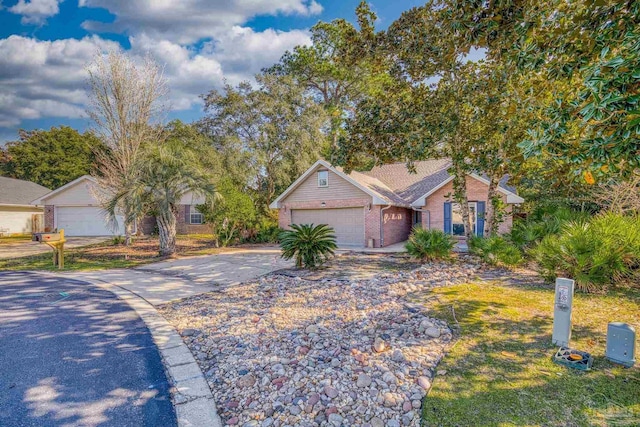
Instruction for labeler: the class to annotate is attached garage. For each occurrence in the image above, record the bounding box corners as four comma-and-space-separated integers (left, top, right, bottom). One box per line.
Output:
291, 208, 364, 246
55, 206, 125, 237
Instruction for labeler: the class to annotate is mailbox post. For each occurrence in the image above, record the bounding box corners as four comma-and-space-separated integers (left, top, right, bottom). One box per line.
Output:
552, 277, 575, 347
32, 229, 66, 269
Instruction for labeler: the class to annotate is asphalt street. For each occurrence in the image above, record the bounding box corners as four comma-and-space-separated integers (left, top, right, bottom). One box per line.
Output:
0, 271, 177, 427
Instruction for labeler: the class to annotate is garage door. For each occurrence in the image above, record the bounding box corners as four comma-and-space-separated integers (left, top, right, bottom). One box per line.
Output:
56, 207, 125, 236
291, 208, 364, 246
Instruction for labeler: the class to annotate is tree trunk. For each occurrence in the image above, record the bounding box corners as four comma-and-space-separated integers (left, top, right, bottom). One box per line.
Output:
156, 210, 177, 256
485, 175, 500, 236
451, 162, 472, 239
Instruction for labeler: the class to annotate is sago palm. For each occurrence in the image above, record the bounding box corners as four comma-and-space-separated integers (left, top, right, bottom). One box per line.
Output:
105, 140, 217, 256
279, 223, 337, 269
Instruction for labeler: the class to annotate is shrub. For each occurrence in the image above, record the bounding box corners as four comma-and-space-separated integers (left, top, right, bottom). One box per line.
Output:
405, 228, 456, 261
532, 213, 640, 292
279, 223, 337, 269
244, 219, 281, 244
469, 235, 523, 267
509, 205, 590, 251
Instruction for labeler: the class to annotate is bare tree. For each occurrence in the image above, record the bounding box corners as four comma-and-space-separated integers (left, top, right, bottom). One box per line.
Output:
593, 171, 640, 214
86, 50, 168, 244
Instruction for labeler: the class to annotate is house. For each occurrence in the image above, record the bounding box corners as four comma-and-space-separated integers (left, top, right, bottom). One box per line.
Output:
31, 175, 210, 237
0, 176, 50, 235
270, 159, 524, 248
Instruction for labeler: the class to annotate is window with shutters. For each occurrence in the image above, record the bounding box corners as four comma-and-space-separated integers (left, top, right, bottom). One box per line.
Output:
189, 205, 204, 224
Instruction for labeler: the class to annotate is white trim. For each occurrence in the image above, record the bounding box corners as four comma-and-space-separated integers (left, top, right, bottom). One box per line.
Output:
468, 173, 525, 203
410, 173, 524, 207
0, 203, 44, 208
317, 170, 329, 188
269, 160, 388, 209
31, 175, 98, 205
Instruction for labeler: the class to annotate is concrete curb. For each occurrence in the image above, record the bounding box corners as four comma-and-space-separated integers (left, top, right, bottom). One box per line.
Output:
40, 272, 223, 427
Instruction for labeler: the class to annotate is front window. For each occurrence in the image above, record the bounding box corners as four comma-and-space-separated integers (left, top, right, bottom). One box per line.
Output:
189, 206, 204, 224
452, 202, 476, 236
317, 170, 329, 187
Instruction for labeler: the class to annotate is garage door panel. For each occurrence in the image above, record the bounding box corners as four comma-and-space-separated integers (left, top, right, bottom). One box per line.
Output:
291, 208, 364, 246
56, 207, 125, 236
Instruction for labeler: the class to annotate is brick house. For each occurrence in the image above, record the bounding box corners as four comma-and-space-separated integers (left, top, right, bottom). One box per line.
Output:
32, 175, 210, 236
270, 159, 524, 248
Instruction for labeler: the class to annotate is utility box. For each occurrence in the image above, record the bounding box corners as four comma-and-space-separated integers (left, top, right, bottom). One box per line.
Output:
606, 322, 636, 367
552, 278, 574, 347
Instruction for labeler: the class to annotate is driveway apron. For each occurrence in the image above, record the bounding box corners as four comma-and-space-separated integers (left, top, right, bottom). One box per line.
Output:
0, 271, 177, 427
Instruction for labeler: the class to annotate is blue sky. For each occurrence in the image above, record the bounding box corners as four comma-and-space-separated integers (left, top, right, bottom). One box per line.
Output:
0, 0, 426, 144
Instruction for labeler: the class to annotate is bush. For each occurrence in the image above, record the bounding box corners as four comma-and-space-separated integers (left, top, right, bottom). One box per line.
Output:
509, 205, 590, 251
279, 223, 337, 269
469, 235, 524, 267
244, 219, 281, 244
405, 228, 456, 261
531, 213, 640, 292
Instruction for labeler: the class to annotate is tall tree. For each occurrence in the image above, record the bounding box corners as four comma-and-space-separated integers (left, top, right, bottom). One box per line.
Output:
199, 73, 328, 213
105, 138, 217, 256
265, 1, 387, 161
86, 50, 167, 244
0, 126, 104, 189
438, 0, 640, 179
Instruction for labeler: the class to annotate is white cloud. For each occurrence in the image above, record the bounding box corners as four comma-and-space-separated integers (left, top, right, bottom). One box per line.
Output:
0, 35, 119, 128
0, 27, 310, 131
79, 0, 321, 44
0, 1, 317, 139
8, 0, 62, 24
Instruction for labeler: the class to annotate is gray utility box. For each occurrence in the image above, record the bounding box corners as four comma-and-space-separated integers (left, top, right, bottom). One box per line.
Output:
552, 278, 574, 347
606, 322, 636, 368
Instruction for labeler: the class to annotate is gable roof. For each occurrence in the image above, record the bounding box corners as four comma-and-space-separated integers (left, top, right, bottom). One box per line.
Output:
30, 175, 98, 205
269, 159, 524, 209
0, 176, 50, 207
269, 160, 395, 209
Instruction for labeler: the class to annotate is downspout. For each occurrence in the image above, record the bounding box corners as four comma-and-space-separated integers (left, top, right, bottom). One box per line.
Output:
379, 204, 392, 247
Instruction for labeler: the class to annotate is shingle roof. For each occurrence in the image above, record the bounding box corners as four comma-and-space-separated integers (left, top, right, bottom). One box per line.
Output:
346, 159, 518, 205
0, 176, 50, 206
358, 159, 452, 203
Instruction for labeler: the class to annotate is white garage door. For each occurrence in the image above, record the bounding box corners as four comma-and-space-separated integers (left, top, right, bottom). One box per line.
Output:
291, 208, 364, 246
56, 207, 125, 236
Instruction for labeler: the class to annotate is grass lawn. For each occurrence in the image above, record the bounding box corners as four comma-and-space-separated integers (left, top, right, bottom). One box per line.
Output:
0, 234, 251, 271
0, 234, 32, 244
419, 281, 640, 427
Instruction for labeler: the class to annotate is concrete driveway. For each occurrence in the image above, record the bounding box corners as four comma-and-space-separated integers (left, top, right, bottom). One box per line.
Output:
136, 247, 292, 287
0, 271, 176, 427
0, 237, 109, 260
62, 247, 293, 306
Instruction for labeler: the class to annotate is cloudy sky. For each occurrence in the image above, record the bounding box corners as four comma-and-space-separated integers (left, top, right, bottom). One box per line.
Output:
0, 0, 425, 144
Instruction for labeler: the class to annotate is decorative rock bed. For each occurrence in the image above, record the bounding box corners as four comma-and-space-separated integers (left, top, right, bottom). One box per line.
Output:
159, 260, 487, 427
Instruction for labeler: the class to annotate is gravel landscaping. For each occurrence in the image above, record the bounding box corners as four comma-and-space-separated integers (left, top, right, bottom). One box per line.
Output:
159, 257, 515, 427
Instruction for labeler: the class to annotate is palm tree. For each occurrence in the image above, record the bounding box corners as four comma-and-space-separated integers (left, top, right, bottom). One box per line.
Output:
105, 139, 217, 256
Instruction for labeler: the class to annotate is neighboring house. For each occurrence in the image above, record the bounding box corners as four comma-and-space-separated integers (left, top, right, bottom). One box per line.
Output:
270, 159, 524, 248
32, 175, 210, 237
0, 176, 50, 235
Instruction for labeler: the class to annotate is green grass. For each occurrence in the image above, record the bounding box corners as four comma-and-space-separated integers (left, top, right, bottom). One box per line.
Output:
419, 282, 640, 427
0, 242, 154, 271
0, 234, 32, 244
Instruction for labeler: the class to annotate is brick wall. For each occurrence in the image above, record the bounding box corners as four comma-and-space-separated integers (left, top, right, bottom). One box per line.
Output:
175, 204, 212, 235
365, 205, 381, 247
381, 206, 412, 246
420, 176, 513, 234
44, 205, 54, 232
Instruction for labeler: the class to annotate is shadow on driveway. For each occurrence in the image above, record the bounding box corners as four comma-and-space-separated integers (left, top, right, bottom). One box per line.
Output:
0, 271, 176, 427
